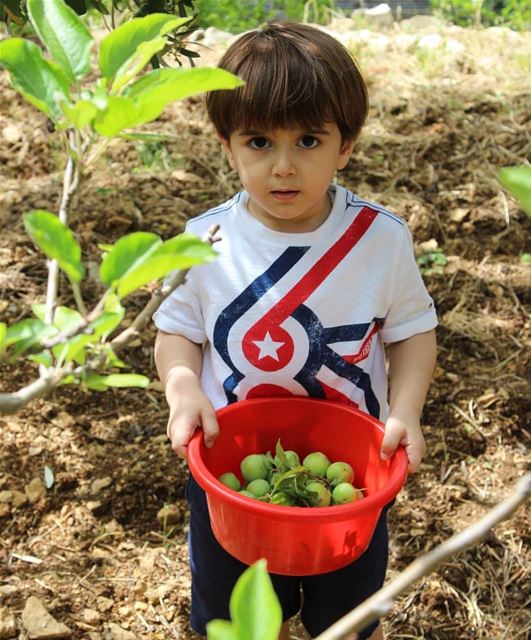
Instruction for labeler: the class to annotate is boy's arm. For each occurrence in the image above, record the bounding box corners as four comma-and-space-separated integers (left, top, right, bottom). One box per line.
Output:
381, 329, 437, 474
154, 330, 219, 457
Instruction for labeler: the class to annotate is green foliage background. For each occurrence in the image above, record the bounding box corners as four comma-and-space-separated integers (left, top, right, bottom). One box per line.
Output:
431, 0, 530, 30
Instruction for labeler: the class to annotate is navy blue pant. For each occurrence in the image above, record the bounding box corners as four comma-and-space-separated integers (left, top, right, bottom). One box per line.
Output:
186, 475, 389, 638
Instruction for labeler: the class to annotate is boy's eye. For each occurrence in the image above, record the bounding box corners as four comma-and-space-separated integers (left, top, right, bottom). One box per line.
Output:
298, 136, 319, 149
249, 137, 270, 150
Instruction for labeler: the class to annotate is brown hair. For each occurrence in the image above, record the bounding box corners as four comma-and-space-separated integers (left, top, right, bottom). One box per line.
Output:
206, 22, 369, 143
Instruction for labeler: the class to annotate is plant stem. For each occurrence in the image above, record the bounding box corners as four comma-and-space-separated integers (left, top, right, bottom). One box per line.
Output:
44, 130, 82, 325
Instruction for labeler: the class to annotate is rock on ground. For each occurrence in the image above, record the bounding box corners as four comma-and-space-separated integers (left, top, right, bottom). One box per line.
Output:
21, 597, 71, 639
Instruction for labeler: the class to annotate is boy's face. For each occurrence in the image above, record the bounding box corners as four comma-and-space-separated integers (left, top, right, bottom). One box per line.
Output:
218, 124, 355, 233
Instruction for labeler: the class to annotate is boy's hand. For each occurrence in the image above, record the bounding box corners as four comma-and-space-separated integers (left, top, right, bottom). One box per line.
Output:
380, 414, 426, 474
165, 378, 219, 458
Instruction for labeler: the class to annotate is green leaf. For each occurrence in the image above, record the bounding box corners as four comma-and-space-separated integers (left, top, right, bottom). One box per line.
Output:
102, 346, 127, 369
31, 303, 97, 365
99, 13, 189, 81
53, 333, 93, 364
125, 67, 244, 125
229, 560, 282, 640
95, 67, 243, 135
103, 373, 150, 388
27, 0, 93, 82
111, 36, 167, 93
158, 233, 218, 262
499, 166, 531, 216
4, 319, 57, 357
84, 374, 108, 391
93, 95, 143, 137
27, 351, 53, 367
99, 231, 161, 288
61, 99, 98, 129
0, 38, 70, 120
98, 232, 216, 298
33, 303, 84, 335
103, 292, 124, 314
24, 210, 85, 283
88, 310, 125, 341
0, 322, 6, 348
114, 253, 201, 298
206, 620, 237, 640
54, 306, 84, 332
84, 373, 150, 390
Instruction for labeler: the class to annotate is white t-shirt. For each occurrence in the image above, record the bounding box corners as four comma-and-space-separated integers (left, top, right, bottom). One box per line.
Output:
153, 184, 437, 421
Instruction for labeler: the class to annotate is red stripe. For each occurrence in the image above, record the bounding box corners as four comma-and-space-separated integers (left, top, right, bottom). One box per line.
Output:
343, 323, 378, 365
251, 206, 378, 329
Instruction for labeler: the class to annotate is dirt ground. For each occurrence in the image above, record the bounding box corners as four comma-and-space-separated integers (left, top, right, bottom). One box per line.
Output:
0, 17, 530, 640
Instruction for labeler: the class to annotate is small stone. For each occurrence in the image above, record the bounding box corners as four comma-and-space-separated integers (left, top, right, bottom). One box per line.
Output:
51, 412, 74, 428
12, 491, 28, 508
0, 586, 17, 598
96, 597, 113, 613
450, 208, 469, 222
107, 623, 135, 640
103, 519, 123, 534
25, 478, 46, 504
90, 477, 112, 494
21, 596, 71, 638
0, 606, 17, 639
82, 609, 100, 625
0, 491, 13, 503
0, 504, 9, 518
417, 33, 443, 50
144, 584, 173, 604
156, 504, 181, 526
2, 125, 22, 144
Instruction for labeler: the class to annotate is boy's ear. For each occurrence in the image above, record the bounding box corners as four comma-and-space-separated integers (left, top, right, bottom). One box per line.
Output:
216, 131, 236, 170
336, 137, 357, 170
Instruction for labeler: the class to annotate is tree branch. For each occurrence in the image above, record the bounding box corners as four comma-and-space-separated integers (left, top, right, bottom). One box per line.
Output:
0, 225, 220, 414
0, 367, 71, 414
314, 474, 531, 640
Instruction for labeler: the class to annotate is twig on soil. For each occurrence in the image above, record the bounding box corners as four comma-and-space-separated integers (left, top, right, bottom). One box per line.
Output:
314, 474, 531, 640
149, 605, 181, 639
136, 611, 155, 632
451, 402, 488, 440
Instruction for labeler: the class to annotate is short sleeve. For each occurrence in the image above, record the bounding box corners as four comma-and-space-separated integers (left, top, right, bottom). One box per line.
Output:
379, 225, 438, 344
152, 269, 206, 345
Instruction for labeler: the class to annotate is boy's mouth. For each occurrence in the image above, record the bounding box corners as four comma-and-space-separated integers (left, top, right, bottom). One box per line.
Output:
270, 190, 299, 202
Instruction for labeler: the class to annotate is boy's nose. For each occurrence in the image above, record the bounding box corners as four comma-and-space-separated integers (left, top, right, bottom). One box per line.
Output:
272, 150, 296, 177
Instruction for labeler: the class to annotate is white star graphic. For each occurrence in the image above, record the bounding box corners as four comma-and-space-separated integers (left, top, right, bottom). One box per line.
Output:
252, 332, 285, 361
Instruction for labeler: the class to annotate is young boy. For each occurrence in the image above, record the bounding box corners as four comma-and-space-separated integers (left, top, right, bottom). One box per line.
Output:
154, 22, 437, 640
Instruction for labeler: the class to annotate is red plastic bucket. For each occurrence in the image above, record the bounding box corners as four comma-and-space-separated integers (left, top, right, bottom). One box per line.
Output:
187, 397, 407, 576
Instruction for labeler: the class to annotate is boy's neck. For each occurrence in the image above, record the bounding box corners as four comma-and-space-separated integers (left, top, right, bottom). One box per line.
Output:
245, 190, 335, 234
